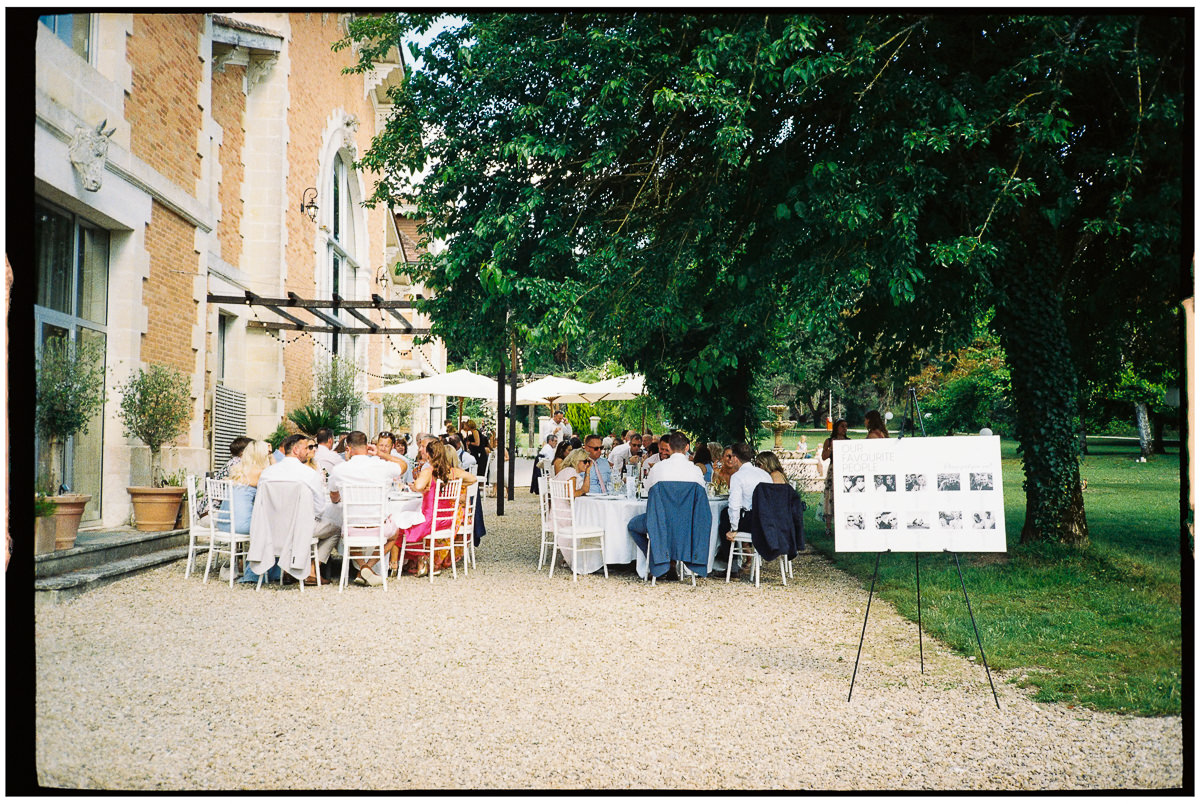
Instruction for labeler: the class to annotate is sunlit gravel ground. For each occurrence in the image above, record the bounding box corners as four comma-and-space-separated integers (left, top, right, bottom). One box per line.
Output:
35, 493, 1182, 790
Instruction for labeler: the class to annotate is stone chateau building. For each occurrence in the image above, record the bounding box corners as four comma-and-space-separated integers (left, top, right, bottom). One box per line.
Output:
32, 12, 447, 529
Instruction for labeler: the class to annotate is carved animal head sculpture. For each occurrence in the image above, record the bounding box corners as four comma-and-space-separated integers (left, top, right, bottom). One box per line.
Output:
68, 118, 117, 192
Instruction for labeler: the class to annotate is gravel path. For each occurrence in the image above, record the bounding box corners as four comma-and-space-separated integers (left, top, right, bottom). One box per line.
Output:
35, 494, 1182, 790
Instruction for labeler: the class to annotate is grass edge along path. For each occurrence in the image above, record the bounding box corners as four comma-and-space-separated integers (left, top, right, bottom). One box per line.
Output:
801, 437, 1182, 716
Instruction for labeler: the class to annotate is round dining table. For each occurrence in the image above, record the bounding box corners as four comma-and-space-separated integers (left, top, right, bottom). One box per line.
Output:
568, 493, 729, 578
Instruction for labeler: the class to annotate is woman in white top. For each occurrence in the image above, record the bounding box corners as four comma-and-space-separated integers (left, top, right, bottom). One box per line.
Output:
551, 448, 593, 529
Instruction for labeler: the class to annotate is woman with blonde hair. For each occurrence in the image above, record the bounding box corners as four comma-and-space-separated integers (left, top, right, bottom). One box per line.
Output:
215, 440, 280, 583
753, 450, 789, 484
551, 448, 593, 530
397, 438, 478, 576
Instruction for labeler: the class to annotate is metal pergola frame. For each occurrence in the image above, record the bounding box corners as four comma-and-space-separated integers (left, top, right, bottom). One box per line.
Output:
206, 290, 432, 336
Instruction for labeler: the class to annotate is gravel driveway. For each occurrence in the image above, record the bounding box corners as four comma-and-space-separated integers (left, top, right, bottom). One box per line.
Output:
35, 493, 1182, 790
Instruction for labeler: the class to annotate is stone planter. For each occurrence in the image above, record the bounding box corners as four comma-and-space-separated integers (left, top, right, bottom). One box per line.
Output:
127, 487, 185, 532
34, 516, 58, 555
50, 494, 92, 550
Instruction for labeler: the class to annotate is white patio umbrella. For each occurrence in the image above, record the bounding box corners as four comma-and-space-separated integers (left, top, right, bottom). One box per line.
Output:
579, 373, 646, 402
516, 375, 596, 406
515, 375, 597, 448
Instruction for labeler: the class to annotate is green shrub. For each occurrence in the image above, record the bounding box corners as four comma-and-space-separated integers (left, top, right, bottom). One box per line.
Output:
116, 363, 192, 486
265, 421, 292, 452
313, 356, 365, 428
289, 404, 346, 436
35, 493, 57, 518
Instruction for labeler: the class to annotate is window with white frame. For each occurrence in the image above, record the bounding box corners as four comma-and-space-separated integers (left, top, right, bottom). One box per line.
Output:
39, 14, 92, 62
34, 199, 109, 519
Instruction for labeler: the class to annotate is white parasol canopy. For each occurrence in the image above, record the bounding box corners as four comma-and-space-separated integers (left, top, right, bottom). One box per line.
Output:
579, 373, 646, 402
516, 375, 596, 407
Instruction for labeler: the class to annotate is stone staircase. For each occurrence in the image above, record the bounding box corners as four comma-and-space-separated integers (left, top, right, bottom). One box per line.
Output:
34, 526, 199, 606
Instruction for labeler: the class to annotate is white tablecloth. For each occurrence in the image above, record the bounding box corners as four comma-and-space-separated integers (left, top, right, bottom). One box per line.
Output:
387, 493, 424, 529
570, 494, 729, 578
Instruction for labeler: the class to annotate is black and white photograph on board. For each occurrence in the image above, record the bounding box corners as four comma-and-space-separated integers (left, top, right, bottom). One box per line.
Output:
874, 474, 896, 492
937, 473, 961, 491
972, 511, 996, 529
875, 512, 898, 529
906, 513, 931, 529
905, 473, 927, 492
970, 472, 994, 491
843, 475, 866, 493
939, 510, 963, 528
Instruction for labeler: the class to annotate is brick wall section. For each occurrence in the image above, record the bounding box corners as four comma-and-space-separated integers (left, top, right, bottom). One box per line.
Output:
141, 199, 199, 447
125, 13, 203, 195
211, 64, 246, 266
282, 14, 389, 413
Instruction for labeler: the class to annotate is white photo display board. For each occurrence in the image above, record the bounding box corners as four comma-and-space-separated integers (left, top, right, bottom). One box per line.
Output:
833, 435, 1006, 553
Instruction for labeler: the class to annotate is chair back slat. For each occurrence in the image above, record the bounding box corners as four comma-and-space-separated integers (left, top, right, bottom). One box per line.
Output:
342, 484, 387, 529
460, 482, 478, 531
431, 478, 462, 538
547, 478, 581, 536
185, 474, 201, 528
206, 478, 236, 534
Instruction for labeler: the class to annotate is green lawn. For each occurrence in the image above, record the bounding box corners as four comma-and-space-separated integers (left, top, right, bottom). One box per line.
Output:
798, 435, 1184, 716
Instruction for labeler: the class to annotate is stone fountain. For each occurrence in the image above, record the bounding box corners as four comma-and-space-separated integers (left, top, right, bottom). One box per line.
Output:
762, 404, 796, 451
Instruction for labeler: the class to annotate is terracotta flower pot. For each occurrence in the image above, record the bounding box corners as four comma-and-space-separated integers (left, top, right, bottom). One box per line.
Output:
50, 494, 92, 550
127, 487, 185, 532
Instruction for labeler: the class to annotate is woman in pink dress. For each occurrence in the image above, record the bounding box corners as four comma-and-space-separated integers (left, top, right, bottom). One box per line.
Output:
397, 440, 477, 576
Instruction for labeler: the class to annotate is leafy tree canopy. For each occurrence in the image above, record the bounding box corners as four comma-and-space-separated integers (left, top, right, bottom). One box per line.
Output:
339, 13, 1186, 544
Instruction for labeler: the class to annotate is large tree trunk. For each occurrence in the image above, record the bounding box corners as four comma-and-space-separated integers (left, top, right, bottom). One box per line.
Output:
1150, 408, 1167, 455
1134, 402, 1153, 458
995, 238, 1089, 547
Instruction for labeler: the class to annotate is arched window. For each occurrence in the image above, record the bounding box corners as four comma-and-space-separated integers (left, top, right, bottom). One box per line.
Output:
326, 153, 359, 358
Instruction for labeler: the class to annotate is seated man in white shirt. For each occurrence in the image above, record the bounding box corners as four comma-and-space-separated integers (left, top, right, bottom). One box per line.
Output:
257, 433, 333, 585
314, 427, 343, 480
719, 442, 773, 577
374, 431, 410, 478
325, 430, 406, 586
627, 432, 706, 579
642, 432, 672, 474
607, 431, 642, 479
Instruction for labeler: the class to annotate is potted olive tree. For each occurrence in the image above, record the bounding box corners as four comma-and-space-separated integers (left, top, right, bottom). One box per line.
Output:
35, 336, 106, 550
117, 363, 193, 531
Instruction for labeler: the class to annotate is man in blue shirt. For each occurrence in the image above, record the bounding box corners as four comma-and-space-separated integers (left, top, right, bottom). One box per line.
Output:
582, 434, 613, 494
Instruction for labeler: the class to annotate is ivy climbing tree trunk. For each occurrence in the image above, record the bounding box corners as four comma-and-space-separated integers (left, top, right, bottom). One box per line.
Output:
1134, 402, 1153, 458
996, 241, 1089, 547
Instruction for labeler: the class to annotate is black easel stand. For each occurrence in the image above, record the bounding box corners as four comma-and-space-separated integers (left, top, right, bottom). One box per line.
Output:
847, 550, 1000, 709
896, 386, 927, 441
949, 550, 1000, 709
